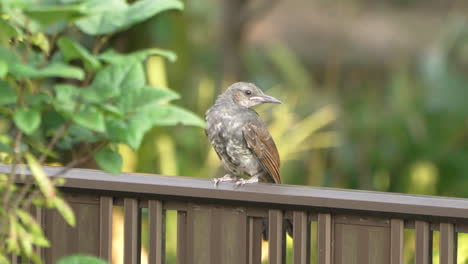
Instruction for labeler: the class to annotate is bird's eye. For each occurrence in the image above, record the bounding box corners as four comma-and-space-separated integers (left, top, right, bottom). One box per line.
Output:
244, 90, 252, 95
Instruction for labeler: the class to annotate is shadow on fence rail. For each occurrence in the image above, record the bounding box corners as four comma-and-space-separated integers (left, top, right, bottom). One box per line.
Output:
3, 165, 468, 264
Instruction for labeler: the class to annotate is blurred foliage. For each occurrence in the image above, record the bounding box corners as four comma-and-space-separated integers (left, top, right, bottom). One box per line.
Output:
0, 0, 204, 263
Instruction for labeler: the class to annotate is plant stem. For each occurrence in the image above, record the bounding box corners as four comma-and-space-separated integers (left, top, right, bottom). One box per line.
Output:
2, 131, 23, 208
38, 121, 71, 164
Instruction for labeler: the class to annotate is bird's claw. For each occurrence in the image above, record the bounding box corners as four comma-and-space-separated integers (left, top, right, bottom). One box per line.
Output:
212, 178, 220, 188
235, 179, 248, 188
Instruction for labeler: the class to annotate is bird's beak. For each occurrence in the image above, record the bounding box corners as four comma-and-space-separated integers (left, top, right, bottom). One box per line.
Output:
250, 94, 282, 104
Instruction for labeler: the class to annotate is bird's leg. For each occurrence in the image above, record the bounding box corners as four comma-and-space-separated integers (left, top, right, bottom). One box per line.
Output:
235, 175, 260, 187
212, 174, 239, 187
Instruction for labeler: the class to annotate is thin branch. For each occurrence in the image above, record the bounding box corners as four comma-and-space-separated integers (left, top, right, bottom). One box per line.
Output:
2, 131, 23, 208
92, 34, 112, 55
38, 121, 71, 164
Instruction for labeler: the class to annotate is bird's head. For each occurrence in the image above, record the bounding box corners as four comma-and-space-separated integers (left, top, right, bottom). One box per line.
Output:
223, 82, 282, 108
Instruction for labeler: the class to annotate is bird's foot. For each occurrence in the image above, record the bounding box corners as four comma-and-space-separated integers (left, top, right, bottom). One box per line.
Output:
235, 177, 260, 188
212, 174, 239, 187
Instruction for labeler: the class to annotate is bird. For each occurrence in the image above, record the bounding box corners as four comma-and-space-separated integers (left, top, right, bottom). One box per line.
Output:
205, 82, 282, 186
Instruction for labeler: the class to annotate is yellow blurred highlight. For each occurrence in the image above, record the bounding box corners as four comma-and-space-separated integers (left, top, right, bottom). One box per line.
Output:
197, 78, 215, 113
408, 161, 438, 195
155, 134, 178, 176
147, 56, 167, 88
118, 144, 137, 172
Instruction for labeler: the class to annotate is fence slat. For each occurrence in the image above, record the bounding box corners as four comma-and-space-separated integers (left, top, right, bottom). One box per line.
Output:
390, 219, 404, 264
124, 198, 140, 264
177, 211, 188, 264
248, 217, 262, 264
293, 211, 310, 264
318, 213, 332, 264
269, 209, 285, 264
440, 223, 457, 264
99, 196, 113, 262
415, 220, 432, 264
148, 200, 165, 264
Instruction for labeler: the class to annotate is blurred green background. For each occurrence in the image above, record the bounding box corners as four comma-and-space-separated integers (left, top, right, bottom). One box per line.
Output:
107, 0, 468, 263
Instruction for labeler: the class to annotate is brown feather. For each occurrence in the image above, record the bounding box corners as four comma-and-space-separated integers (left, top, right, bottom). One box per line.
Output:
243, 122, 281, 184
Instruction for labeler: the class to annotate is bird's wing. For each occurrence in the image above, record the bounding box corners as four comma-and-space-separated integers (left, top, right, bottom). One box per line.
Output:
243, 122, 281, 184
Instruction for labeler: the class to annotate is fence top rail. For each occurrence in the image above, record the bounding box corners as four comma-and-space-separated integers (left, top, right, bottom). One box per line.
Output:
3, 164, 468, 220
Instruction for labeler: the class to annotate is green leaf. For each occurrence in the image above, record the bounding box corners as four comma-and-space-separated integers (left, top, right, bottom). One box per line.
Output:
56, 255, 107, 264
107, 115, 152, 150
118, 86, 180, 113
15, 209, 50, 247
24, 4, 86, 25
99, 48, 177, 64
0, 80, 17, 105
83, 62, 144, 102
25, 153, 55, 198
14, 108, 41, 135
94, 148, 122, 174
0, 60, 8, 78
75, 0, 183, 35
0, 18, 22, 45
30, 32, 50, 55
53, 84, 80, 113
58, 36, 101, 71
72, 106, 106, 132
148, 104, 205, 127
50, 196, 76, 227
6, 214, 19, 254
10, 63, 85, 80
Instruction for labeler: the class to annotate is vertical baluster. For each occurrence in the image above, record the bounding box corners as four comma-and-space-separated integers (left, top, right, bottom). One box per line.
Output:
148, 200, 165, 264
269, 209, 285, 264
415, 220, 431, 264
177, 211, 188, 264
248, 217, 262, 264
317, 213, 332, 264
293, 211, 310, 264
99, 196, 113, 262
390, 219, 404, 264
439, 223, 456, 264
124, 198, 140, 264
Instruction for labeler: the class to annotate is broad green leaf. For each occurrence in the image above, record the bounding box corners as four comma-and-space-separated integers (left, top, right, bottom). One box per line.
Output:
0, 47, 20, 65
6, 214, 19, 254
0, 60, 8, 78
56, 255, 107, 264
15, 209, 50, 247
24, 4, 86, 25
53, 84, 80, 113
118, 86, 180, 113
107, 115, 152, 150
149, 104, 205, 127
0, 80, 17, 105
75, 0, 183, 35
50, 196, 75, 226
58, 36, 101, 71
10, 63, 84, 80
94, 148, 122, 174
17, 224, 34, 257
14, 108, 41, 135
30, 32, 50, 55
0, 19, 22, 44
99, 48, 177, 64
25, 153, 55, 198
83, 62, 144, 102
72, 106, 106, 132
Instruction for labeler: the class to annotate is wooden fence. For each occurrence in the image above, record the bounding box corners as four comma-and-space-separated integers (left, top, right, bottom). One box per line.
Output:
3, 165, 468, 264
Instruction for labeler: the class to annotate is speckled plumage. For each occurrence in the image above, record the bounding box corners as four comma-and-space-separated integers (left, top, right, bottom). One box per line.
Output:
205, 82, 282, 185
